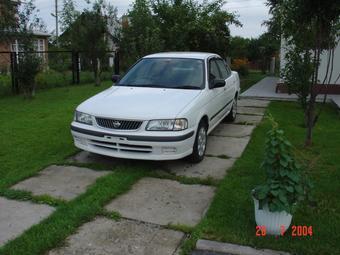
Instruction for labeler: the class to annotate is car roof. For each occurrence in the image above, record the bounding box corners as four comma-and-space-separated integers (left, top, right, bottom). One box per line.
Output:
143, 52, 220, 60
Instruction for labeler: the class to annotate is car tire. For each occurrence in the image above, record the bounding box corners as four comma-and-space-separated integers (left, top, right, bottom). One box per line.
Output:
188, 120, 208, 163
225, 98, 237, 122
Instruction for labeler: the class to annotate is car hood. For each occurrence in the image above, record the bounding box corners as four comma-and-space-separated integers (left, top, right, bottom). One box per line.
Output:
77, 86, 202, 120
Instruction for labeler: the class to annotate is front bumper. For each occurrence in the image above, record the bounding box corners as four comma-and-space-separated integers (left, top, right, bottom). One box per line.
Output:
70, 123, 195, 160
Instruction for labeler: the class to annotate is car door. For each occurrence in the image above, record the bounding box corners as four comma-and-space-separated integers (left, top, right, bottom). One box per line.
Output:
206, 58, 227, 127
216, 59, 236, 115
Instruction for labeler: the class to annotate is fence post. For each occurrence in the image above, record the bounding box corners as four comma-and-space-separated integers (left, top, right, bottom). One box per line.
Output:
10, 52, 19, 94
71, 51, 76, 84
114, 51, 120, 75
74, 51, 80, 84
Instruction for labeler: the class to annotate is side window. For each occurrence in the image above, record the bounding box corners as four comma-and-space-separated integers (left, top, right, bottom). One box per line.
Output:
225, 63, 232, 77
216, 59, 230, 79
209, 59, 222, 81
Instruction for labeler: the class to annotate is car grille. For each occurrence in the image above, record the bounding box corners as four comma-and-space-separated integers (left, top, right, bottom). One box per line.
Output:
89, 140, 152, 153
95, 117, 143, 130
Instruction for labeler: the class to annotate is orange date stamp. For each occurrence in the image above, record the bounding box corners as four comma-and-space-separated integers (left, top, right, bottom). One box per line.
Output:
256, 225, 313, 236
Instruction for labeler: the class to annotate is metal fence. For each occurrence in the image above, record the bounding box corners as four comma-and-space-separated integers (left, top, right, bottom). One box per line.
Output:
0, 50, 120, 95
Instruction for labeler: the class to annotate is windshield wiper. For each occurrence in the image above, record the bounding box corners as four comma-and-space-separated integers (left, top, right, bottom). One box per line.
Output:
171, 85, 201, 90
134, 84, 166, 88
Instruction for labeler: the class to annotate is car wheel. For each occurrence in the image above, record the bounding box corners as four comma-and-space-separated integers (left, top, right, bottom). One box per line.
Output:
188, 120, 208, 163
225, 98, 237, 122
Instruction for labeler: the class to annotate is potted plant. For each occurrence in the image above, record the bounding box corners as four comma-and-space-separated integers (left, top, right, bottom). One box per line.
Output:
252, 117, 312, 235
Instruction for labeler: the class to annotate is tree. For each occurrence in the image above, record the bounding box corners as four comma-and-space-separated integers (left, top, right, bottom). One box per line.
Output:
1, 0, 45, 97
119, 0, 240, 69
60, 0, 118, 86
229, 36, 250, 59
59, 0, 80, 33
119, 0, 163, 70
267, 0, 340, 146
0, 0, 17, 42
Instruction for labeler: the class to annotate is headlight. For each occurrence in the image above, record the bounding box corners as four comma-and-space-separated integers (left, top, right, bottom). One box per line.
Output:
75, 111, 93, 125
146, 119, 188, 131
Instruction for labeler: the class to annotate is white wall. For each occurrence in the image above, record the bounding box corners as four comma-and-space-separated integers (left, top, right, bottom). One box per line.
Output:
318, 41, 340, 84
280, 39, 340, 85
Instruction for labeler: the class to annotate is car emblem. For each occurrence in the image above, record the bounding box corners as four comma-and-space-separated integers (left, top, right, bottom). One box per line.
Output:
113, 120, 121, 128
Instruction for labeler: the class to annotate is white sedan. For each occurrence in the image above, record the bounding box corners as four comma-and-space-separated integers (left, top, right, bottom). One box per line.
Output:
71, 52, 240, 162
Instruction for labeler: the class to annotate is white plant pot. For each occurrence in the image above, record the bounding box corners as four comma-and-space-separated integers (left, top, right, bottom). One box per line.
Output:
253, 197, 292, 235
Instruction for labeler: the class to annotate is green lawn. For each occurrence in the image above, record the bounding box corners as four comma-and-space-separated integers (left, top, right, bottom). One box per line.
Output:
0, 82, 338, 255
0, 82, 149, 254
240, 71, 267, 92
183, 102, 340, 255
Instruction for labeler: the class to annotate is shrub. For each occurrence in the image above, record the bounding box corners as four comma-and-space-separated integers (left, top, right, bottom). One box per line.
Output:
35, 69, 71, 89
231, 58, 249, 76
0, 75, 11, 97
253, 116, 313, 213
16, 53, 41, 98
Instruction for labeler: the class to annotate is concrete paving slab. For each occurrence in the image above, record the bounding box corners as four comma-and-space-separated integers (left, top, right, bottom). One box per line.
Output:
237, 106, 266, 116
163, 157, 236, 180
240, 77, 337, 104
49, 217, 184, 255
238, 99, 270, 108
0, 197, 54, 246
206, 136, 250, 158
196, 239, 291, 255
12, 165, 110, 201
211, 124, 255, 137
105, 177, 215, 226
234, 114, 263, 125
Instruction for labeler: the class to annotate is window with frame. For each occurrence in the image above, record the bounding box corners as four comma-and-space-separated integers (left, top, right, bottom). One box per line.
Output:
35, 39, 45, 57
216, 59, 230, 79
209, 59, 222, 81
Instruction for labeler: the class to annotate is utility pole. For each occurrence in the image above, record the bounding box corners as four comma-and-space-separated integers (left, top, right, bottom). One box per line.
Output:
53, 0, 59, 44
55, 0, 59, 38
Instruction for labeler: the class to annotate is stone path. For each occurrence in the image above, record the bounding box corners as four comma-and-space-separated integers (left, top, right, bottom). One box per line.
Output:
240, 76, 339, 110
12, 165, 111, 201
105, 177, 215, 226
49, 217, 184, 255
194, 239, 290, 255
0, 197, 54, 246
2, 99, 270, 255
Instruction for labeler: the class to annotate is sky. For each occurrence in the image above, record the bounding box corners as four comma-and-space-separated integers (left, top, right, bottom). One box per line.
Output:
35, 0, 270, 38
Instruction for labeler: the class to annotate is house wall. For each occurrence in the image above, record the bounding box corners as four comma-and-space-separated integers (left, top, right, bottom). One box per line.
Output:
318, 41, 340, 84
0, 43, 11, 72
280, 38, 340, 85
0, 37, 49, 72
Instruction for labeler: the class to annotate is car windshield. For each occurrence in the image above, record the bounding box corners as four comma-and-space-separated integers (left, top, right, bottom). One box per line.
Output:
117, 58, 205, 89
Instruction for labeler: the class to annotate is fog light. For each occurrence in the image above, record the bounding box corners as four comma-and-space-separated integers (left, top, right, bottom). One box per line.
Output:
162, 147, 177, 153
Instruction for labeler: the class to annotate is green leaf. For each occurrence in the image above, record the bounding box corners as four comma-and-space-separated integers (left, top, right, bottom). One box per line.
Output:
280, 159, 288, 167
270, 190, 279, 196
285, 186, 294, 192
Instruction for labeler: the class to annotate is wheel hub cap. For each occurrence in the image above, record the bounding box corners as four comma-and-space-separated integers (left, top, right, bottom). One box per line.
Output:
197, 127, 207, 157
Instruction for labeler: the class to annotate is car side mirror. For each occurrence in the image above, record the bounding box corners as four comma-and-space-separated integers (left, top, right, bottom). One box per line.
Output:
212, 79, 225, 88
112, 74, 120, 83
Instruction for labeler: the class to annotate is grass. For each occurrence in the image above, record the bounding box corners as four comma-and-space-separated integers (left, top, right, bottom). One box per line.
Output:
1, 80, 338, 254
0, 70, 113, 97
0, 82, 153, 254
182, 102, 340, 255
0, 81, 112, 190
0, 169, 146, 255
240, 71, 267, 92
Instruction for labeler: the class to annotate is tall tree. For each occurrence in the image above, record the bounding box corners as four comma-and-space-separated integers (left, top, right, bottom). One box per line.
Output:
60, 0, 118, 86
267, 0, 340, 146
119, 0, 163, 70
59, 0, 80, 33
0, 0, 17, 42
120, 0, 240, 68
